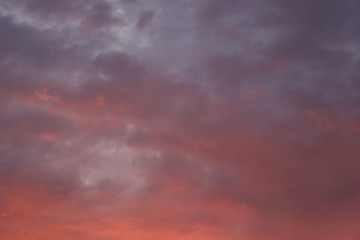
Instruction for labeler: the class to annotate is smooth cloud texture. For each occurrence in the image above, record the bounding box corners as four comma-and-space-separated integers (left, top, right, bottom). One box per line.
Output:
0, 0, 360, 239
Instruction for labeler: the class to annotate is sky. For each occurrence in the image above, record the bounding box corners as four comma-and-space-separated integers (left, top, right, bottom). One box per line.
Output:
0, 0, 360, 239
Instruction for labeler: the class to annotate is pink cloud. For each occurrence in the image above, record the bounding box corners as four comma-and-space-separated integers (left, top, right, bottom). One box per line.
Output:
0, 0, 360, 239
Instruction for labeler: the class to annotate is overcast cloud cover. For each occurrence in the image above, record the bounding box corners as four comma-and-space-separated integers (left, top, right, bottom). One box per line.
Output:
0, 0, 360, 239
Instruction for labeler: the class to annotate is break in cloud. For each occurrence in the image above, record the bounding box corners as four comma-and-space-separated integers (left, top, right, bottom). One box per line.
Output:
0, 0, 360, 239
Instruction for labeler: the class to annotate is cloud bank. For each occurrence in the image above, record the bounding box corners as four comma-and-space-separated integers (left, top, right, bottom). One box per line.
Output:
0, 0, 359, 239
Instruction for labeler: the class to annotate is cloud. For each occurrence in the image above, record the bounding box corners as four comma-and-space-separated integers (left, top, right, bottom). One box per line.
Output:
0, 0, 360, 239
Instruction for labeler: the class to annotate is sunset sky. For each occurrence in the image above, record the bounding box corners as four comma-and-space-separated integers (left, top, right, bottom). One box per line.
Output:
0, 0, 360, 239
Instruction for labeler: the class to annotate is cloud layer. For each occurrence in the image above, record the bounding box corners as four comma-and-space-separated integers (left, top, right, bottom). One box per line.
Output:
0, 0, 360, 239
